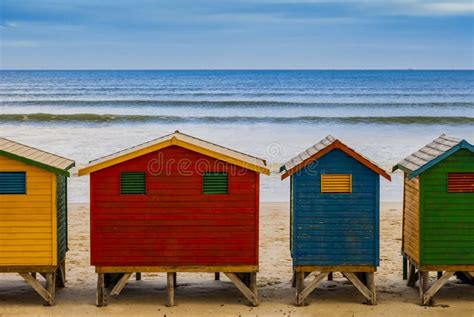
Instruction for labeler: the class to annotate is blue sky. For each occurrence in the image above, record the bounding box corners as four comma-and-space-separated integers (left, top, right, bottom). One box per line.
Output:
1, 0, 473, 69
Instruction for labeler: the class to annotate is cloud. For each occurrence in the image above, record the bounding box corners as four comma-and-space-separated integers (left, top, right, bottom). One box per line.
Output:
1, 40, 38, 47
421, 2, 474, 14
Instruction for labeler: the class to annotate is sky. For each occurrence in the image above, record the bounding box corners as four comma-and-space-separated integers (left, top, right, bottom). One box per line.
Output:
0, 0, 473, 69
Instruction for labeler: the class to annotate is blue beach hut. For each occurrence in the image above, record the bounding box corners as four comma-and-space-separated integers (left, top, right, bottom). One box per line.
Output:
280, 135, 391, 306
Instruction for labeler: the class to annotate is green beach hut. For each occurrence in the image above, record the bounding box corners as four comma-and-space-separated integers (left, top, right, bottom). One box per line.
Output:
393, 134, 474, 305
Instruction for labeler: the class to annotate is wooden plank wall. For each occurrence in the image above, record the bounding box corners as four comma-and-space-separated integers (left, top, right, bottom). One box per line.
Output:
420, 149, 474, 265
90, 145, 258, 267
292, 149, 379, 266
56, 175, 68, 262
402, 175, 420, 263
0, 155, 54, 266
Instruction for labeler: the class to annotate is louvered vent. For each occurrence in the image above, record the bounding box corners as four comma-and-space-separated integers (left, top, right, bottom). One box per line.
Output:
448, 173, 474, 193
321, 174, 352, 193
203, 173, 228, 194
120, 172, 146, 194
0, 172, 26, 194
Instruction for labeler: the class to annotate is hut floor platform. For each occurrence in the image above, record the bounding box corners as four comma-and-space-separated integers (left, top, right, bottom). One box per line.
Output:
94, 265, 258, 307
0, 261, 66, 306
292, 265, 377, 306
403, 255, 474, 306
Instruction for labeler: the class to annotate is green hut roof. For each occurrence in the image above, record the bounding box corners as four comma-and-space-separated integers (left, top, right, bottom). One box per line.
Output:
0, 137, 75, 176
392, 134, 473, 179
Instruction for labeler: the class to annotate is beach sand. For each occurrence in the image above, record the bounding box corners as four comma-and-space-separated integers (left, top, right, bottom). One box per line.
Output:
0, 202, 472, 317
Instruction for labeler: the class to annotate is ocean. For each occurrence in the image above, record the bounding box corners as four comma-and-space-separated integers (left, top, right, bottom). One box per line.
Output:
0, 70, 473, 202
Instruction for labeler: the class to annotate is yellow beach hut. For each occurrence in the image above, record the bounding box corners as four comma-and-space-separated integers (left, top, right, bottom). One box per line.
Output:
0, 137, 75, 305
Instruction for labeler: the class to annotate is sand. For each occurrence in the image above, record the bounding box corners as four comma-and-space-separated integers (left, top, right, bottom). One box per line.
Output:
0, 202, 472, 317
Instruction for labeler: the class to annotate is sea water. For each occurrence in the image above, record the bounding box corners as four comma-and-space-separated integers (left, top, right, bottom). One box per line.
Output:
0, 70, 473, 202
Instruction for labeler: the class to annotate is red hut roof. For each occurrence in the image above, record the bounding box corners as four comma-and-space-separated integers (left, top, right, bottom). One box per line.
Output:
280, 135, 391, 181
79, 131, 270, 176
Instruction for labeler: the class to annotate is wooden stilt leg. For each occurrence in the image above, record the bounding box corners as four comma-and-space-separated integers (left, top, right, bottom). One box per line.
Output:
407, 263, 417, 287
136, 273, 141, 281
437, 271, 442, 279
45, 273, 56, 306
166, 272, 175, 307
419, 271, 430, 306
249, 272, 257, 305
224, 272, 258, 307
56, 261, 66, 288
19, 273, 53, 305
96, 273, 105, 307
345, 272, 374, 305
402, 256, 408, 280
328, 272, 333, 281
215, 272, 220, 281
366, 272, 376, 305
62, 261, 66, 282
296, 272, 329, 306
422, 271, 454, 306
295, 271, 305, 306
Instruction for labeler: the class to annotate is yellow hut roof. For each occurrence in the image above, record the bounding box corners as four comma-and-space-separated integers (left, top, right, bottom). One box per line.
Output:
0, 137, 75, 176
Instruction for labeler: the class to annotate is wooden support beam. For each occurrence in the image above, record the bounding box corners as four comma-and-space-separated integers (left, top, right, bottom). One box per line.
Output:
456, 271, 474, 284
422, 271, 454, 306
224, 272, 258, 307
215, 272, 220, 281
96, 273, 105, 307
328, 272, 333, 281
345, 273, 374, 304
136, 273, 141, 281
97, 265, 257, 273
166, 272, 175, 307
111, 273, 132, 296
295, 266, 375, 273
19, 273, 54, 306
296, 272, 329, 306
45, 273, 56, 306
1, 266, 57, 273
295, 271, 305, 306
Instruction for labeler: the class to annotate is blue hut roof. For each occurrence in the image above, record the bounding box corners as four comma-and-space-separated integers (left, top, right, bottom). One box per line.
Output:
280, 135, 391, 181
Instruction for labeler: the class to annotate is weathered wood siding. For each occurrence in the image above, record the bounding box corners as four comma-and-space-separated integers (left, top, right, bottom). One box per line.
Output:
90, 145, 259, 266
292, 149, 379, 266
0, 154, 55, 266
402, 175, 420, 263
420, 149, 474, 265
57, 174, 68, 262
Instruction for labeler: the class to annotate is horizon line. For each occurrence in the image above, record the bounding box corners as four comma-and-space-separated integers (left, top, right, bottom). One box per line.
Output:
1, 68, 473, 71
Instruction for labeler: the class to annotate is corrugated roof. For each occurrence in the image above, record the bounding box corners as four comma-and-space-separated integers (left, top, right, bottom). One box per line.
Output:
79, 131, 270, 176
280, 135, 391, 181
0, 137, 75, 175
393, 134, 473, 178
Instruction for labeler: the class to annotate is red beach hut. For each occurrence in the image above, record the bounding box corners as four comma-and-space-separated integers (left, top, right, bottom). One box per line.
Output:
78, 131, 269, 307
